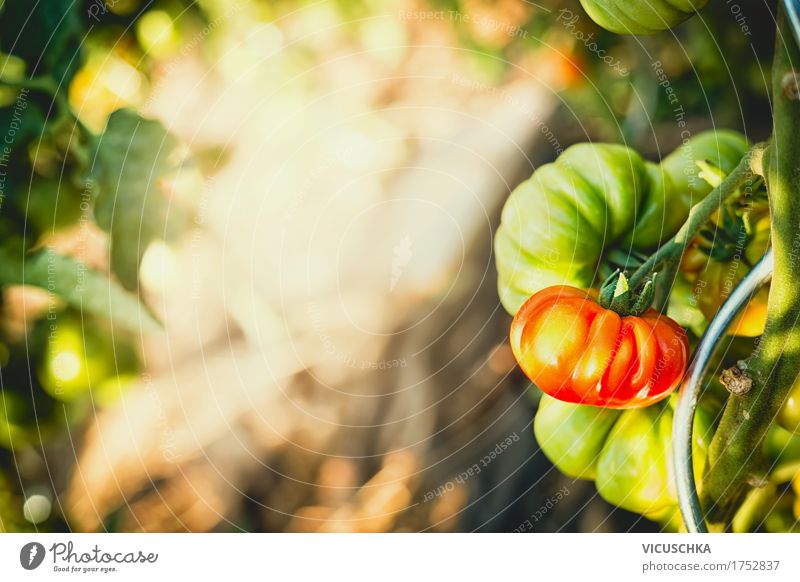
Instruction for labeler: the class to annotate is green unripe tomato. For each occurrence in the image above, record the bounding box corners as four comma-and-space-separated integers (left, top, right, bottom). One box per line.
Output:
660, 130, 750, 204
777, 378, 800, 435
763, 495, 800, 533
594, 400, 715, 521
732, 483, 779, 533
595, 404, 675, 518
534, 391, 718, 522
765, 422, 800, 462
579, 0, 709, 35
495, 130, 748, 315
496, 142, 653, 313
533, 393, 621, 480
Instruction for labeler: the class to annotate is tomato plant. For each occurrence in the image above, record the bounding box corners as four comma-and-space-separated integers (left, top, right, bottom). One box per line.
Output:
496, 0, 800, 533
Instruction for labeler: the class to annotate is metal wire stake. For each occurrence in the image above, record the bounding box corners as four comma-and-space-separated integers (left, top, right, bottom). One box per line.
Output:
784, 0, 800, 49
672, 248, 774, 533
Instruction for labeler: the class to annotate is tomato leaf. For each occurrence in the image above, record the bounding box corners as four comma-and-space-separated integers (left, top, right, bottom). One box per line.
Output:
0, 247, 161, 333
90, 109, 187, 289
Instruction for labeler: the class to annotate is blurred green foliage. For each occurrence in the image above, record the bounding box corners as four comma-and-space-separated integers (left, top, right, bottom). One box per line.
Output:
0, 0, 195, 531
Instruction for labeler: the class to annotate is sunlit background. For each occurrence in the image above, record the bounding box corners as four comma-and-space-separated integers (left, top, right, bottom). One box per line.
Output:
0, 0, 789, 532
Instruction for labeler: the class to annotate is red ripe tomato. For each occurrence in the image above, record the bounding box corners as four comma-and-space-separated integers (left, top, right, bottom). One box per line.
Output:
510, 286, 689, 409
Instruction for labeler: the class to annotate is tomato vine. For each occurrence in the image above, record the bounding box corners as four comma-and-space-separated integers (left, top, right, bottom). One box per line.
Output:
700, 3, 800, 526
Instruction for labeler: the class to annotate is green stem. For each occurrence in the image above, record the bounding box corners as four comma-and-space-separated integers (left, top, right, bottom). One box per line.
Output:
701, 5, 800, 526
653, 252, 680, 312
628, 144, 766, 290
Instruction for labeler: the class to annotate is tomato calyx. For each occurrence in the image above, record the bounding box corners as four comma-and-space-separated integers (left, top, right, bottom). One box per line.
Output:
597, 271, 656, 317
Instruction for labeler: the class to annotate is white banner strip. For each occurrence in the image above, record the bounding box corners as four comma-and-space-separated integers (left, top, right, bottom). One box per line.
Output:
0, 533, 798, 581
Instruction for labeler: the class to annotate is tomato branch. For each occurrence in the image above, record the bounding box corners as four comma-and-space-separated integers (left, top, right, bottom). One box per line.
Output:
628, 144, 766, 293
701, 5, 800, 526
